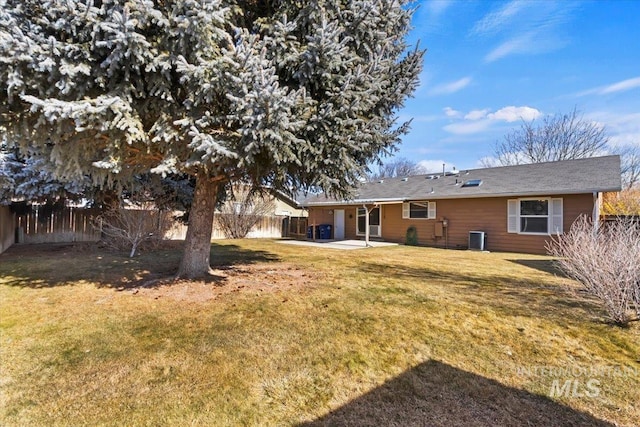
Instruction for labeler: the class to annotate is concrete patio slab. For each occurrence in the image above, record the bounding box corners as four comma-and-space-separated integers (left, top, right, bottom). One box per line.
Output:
278, 239, 398, 250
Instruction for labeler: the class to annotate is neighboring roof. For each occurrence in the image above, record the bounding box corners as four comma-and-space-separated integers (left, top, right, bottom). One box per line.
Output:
302, 155, 622, 206
272, 189, 309, 207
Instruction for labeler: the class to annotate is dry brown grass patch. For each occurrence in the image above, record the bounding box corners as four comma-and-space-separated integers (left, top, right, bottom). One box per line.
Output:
131, 263, 317, 303
1, 239, 638, 426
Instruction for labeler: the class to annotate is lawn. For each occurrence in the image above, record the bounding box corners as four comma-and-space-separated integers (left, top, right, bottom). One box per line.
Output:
0, 239, 638, 426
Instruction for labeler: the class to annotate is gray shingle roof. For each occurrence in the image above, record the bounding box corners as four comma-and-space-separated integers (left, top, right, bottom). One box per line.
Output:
303, 155, 622, 206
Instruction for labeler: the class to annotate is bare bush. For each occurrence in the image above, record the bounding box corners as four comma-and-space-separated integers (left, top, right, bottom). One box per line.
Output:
97, 206, 172, 257
369, 157, 427, 180
216, 186, 275, 239
620, 145, 640, 189
546, 216, 640, 325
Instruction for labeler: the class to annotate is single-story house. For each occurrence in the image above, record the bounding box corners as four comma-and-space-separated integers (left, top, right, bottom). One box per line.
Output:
270, 189, 308, 218
301, 155, 622, 254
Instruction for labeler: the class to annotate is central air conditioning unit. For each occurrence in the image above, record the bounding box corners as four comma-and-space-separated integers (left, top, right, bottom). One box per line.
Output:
468, 231, 487, 251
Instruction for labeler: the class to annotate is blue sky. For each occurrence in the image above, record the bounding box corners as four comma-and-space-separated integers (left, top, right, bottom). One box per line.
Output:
395, 0, 640, 172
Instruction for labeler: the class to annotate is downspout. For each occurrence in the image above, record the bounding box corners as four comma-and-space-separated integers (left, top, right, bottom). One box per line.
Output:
593, 191, 601, 233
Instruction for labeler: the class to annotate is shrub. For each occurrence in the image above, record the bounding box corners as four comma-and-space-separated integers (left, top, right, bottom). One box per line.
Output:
602, 189, 640, 215
406, 226, 418, 246
97, 206, 172, 258
546, 216, 640, 325
216, 186, 275, 239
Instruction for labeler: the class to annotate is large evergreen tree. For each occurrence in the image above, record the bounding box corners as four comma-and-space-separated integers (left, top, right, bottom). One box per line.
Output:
0, 144, 89, 203
0, 0, 423, 278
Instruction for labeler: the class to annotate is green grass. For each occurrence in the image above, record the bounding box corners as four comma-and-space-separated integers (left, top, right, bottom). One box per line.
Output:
1, 240, 638, 426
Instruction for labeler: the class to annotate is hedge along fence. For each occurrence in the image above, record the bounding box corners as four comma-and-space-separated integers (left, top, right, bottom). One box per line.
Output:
0, 205, 15, 254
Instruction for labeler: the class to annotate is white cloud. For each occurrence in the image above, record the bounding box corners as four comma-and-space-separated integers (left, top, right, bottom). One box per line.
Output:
474, 1, 576, 62
442, 105, 541, 135
443, 107, 461, 118
443, 120, 492, 135
426, 0, 454, 18
484, 32, 570, 63
417, 159, 451, 174
484, 33, 533, 62
578, 76, 640, 96
589, 112, 640, 149
487, 106, 541, 122
429, 77, 472, 95
601, 76, 640, 94
472, 0, 526, 35
464, 109, 490, 120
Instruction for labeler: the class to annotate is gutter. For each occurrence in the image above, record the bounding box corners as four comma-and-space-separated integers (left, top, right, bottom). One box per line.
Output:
302, 197, 405, 207
303, 189, 622, 206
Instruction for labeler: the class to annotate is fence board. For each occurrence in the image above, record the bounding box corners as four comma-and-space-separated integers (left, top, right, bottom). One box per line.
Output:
0, 206, 14, 254
167, 213, 285, 240
13, 206, 303, 244
15, 206, 102, 244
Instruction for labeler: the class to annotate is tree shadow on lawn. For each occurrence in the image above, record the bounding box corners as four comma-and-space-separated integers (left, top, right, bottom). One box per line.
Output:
301, 359, 613, 427
356, 262, 601, 324
0, 241, 280, 289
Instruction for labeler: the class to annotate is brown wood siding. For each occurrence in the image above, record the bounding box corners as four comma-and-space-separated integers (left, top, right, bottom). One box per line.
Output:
308, 208, 334, 227
308, 193, 594, 254
341, 208, 358, 240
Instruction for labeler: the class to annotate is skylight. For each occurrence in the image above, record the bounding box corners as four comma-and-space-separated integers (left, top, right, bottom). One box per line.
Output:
461, 179, 482, 188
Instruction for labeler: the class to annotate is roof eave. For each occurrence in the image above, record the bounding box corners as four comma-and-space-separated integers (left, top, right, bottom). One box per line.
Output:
302, 197, 406, 207
302, 187, 622, 206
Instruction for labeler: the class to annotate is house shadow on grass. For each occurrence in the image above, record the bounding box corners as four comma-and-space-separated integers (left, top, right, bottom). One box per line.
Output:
0, 241, 280, 289
508, 258, 567, 277
355, 262, 602, 324
301, 360, 612, 427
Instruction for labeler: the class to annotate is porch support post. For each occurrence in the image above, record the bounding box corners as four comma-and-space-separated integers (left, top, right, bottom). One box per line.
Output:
362, 203, 376, 248
365, 205, 370, 247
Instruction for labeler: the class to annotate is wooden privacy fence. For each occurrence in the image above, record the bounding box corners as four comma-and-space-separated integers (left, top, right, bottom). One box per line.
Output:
166, 213, 285, 240
15, 206, 102, 244
0, 205, 15, 254
286, 216, 308, 239
13, 206, 293, 244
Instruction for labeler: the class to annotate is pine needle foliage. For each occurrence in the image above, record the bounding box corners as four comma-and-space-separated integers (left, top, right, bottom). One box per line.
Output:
1, 0, 422, 192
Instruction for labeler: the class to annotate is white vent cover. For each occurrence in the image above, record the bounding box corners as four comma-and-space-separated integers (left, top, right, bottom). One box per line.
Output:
469, 231, 486, 251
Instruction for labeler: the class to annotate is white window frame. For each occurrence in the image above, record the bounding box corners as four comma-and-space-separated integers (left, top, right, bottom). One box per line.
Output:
402, 201, 436, 220
507, 198, 563, 235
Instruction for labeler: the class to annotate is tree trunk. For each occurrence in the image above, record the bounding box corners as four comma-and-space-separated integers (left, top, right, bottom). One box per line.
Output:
176, 172, 219, 279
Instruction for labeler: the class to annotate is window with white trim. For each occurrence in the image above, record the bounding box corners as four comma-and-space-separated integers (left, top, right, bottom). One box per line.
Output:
507, 198, 563, 235
402, 201, 436, 219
